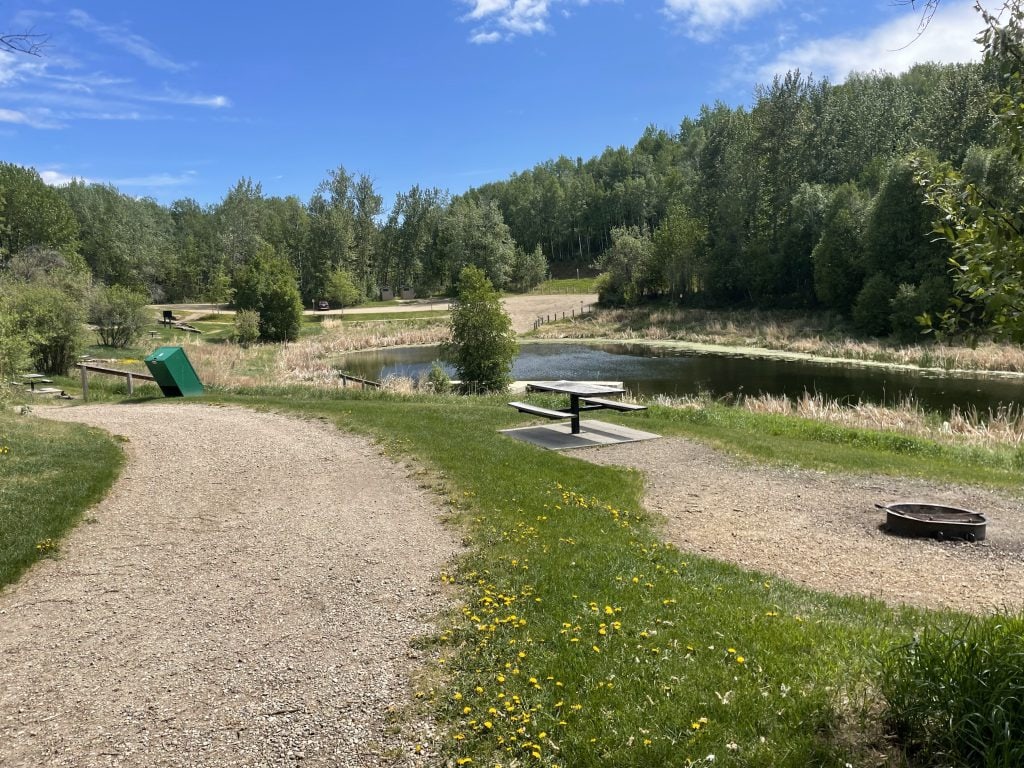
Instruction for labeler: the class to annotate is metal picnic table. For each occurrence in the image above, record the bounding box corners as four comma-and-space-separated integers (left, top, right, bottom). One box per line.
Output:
511, 380, 644, 434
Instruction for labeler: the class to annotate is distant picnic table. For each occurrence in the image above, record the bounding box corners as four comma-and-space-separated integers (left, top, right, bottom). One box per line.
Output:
509, 380, 646, 434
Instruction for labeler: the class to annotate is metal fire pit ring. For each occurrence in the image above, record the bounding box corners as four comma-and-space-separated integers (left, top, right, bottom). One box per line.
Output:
877, 502, 987, 542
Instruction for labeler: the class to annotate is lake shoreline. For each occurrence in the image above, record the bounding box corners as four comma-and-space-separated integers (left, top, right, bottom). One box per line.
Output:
515, 337, 1024, 381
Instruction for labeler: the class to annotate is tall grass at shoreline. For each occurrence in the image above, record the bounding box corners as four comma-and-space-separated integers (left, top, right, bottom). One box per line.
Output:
535, 307, 1024, 373
653, 391, 1024, 451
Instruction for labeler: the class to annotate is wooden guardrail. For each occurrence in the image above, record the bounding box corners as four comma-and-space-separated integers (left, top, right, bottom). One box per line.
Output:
533, 303, 597, 331
338, 372, 381, 390
80, 364, 157, 400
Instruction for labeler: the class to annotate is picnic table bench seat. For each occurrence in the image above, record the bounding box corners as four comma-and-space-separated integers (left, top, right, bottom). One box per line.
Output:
580, 397, 646, 412
508, 401, 570, 420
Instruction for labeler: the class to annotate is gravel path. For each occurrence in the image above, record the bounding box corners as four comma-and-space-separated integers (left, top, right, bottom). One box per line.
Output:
1, 403, 459, 768
581, 437, 1024, 614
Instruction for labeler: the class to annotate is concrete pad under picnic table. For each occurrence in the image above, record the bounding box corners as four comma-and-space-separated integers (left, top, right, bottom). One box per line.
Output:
501, 419, 660, 451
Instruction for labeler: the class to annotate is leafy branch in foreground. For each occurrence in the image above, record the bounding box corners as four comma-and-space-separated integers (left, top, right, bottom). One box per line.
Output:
917, 1, 1024, 342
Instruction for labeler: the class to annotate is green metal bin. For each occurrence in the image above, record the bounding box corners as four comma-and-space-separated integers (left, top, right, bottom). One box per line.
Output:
144, 346, 204, 397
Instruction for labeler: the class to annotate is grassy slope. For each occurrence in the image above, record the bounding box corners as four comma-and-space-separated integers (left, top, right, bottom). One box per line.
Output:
0, 412, 123, 588
216, 388, 1023, 766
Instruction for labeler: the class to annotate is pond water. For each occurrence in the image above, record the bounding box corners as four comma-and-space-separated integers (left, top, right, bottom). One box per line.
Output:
339, 342, 1023, 415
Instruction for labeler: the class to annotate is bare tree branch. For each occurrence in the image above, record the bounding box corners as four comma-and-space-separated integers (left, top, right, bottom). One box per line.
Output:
0, 30, 48, 56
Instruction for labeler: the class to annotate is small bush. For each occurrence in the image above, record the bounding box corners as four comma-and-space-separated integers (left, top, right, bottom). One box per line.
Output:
90, 284, 149, 348
881, 613, 1024, 767
234, 309, 260, 347
424, 360, 451, 393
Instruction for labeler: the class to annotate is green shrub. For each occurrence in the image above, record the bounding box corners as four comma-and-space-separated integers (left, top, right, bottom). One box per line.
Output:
881, 613, 1024, 767
4, 282, 85, 374
0, 301, 28, 404
424, 360, 451, 393
233, 309, 261, 347
89, 284, 149, 348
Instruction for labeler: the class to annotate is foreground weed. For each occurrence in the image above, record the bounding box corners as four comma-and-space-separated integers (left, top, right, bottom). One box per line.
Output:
881, 614, 1024, 768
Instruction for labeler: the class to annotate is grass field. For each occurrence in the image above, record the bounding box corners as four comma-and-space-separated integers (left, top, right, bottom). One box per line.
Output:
0, 412, 123, 588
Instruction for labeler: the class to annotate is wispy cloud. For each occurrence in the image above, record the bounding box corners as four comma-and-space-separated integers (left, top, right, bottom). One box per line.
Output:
39, 168, 198, 190
138, 90, 232, 108
0, 11, 231, 132
662, 0, 780, 42
67, 9, 189, 72
758, 3, 983, 83
0, 105, 62, 129
461, 0, 613, 43
112, 170, 198, 188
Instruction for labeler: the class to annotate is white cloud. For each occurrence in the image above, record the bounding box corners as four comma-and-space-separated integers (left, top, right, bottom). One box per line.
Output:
0, 14, 231, 131
40, 169, 86, 186
759, 3, 983, 82
470, 30, 505, 44
67, 9, 189, 72
130, 90, 232, 108
0, 106, 62, 129
662, 0, 779, 42
0, 108, 30, 124
461, 0, 612, 42
112, 171, 198, 188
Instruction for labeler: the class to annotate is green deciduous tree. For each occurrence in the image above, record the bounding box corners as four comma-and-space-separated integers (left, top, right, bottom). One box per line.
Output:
596, 225, 655, 306
325, 268, 363, 308
443, 265, 517, 393
918, 1, 1024, 341
0, 163, 79, 262
232, 245, 303, 342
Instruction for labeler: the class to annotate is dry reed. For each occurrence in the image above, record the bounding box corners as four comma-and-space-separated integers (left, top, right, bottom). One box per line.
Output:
654, 390, 1024, 449
535, 307, 1024, 374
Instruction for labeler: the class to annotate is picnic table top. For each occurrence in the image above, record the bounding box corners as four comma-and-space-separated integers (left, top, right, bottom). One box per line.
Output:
526, 380, 626, 397
20, 373, 46, 379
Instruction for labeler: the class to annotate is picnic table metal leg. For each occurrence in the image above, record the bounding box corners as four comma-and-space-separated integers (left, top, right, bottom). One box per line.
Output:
569, 394, 581, 434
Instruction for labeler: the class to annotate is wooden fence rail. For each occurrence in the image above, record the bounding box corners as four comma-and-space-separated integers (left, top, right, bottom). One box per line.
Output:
533, 303, 597, 331
80, 364, 157, 401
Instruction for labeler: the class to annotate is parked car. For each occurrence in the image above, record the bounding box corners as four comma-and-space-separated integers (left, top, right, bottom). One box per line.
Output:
316, 299, 330, 311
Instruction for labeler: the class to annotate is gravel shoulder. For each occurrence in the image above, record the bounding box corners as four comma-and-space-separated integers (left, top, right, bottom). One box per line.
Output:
1, 403, 459, 768
580, 437, 1024, 614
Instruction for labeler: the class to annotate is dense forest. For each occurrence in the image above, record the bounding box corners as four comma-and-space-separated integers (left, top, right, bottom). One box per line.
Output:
1, 53, 1019, 367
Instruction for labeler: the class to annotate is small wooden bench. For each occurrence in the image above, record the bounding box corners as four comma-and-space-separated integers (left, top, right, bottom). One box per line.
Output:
580, 397, 647, 412
508, 401, 570, 420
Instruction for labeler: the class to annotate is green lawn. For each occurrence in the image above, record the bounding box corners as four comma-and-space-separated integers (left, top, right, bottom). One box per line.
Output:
0, 412, 123, 588
531, 277, 598, 294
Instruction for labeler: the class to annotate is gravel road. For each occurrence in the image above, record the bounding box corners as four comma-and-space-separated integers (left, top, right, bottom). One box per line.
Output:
581, 437, 1024, 614
1, 403, 459, 767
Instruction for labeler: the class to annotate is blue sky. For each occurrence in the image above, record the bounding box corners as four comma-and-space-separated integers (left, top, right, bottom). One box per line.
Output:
0, 0, 985, 209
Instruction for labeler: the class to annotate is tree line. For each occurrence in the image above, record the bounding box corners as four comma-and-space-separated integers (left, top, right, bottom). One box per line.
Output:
466, 60, 1000, 339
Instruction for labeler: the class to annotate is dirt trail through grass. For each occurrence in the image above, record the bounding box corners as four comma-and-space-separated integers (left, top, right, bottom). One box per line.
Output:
0, 403, 458, 768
